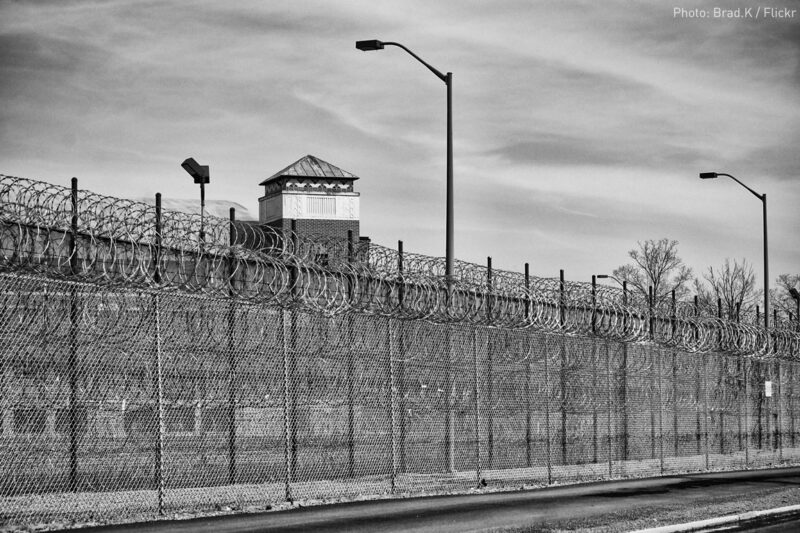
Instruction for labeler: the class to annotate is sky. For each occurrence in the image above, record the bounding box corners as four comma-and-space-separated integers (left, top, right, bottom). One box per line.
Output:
1, 0, 799, 291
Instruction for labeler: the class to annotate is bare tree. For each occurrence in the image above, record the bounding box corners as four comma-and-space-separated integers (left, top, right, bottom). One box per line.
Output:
693, 258, 758, 320
613, 238, 693, 305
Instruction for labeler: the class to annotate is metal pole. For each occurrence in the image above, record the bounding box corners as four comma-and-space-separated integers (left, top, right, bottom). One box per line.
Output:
703, 351, 710, 470
397, 241, 406, 472
69, 177, 79, 492
486, 257, 494, 468
524, 263, 532, 467
559, 269, 567, 465
592, 276, 598, 464
280, 308, 293, 502
347, 230, 356, 478
227, 208, 237, 485
621, 281, 629, 461
445, 72, 453, 304
672, 290, 678, 458
695, 296, 702, 455
445, 326, 455, 473
199, 180, 205, 245
775, 310, 782, 460
744, 354, 750, 467
606, 340, 613, 478
756, 306, 763, 449
658, 349, 664, 475
473, 328, 481, 487
718, 298, 725, 454
388, 318, 397, 493
544, 339, 552, 484
763, 195, 769, 332
154, 293, 165, 514
649, 287, 656, 460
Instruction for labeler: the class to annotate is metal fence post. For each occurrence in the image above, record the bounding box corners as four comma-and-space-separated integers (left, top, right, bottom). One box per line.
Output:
486, 257, 494, 468
524, 264, 532, 467
649, 288, 656, 461
544, 338, 552, 484
227, 208, 237, 485
347, 231, 356, 478
397, 241, 406, 472
703, 352, 710, 470
153, 292, 165, 515
718, 299, 725, 455
388, 318, 397, 493
473, 328, 481, 486
658, 349, 664, 475
559, 270, 567, 466
68, 177, 79, 492
606, 340, 613, 478
673, 351, 679, 458
695, 296, 702, 456
445, 325, 455, 473
280, 309, 293, 502
621, 281, 629, 462
743, 354, 749, 467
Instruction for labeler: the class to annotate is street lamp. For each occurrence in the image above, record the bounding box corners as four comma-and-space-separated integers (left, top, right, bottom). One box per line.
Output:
181, 157, 210, 244
355, 39, 454, 296
699, 172, 769, 331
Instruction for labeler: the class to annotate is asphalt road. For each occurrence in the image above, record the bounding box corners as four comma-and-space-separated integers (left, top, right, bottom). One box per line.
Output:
73, 467, 800, 533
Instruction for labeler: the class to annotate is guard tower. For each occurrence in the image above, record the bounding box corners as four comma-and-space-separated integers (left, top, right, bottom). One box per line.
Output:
259, 155, 360, 242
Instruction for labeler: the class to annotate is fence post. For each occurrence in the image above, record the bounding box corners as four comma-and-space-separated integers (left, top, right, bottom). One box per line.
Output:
591, 275, 598, 464
397, 241, 406, 472
695, 296, 702, 456
718, 299, 725, 454
153, 292, 165, 514
743, 354, 750, 467
790, 362, 795, 450
347, 230, 356, 478
289, 222, 299, 479
736, 304, 743, 454
621, 281, 629, 462
756, 306, 763, 450
486, 257, 494, 468
227, 208, 237, 485
68, 177, 79, 492
544, 338, 552, 484
559, 269, 567, 466
703, 352, 710, 470
524, 264, 532, 467
672, 291, 678, 457
658, 349, 664, 475
473, 328, 481, 486
606, 340, 613, 478
280, 308, 293, 502
649, 287, 656, 461
775, 310, 782, 461
388, 317, 397, 493
445, 326, 455, 474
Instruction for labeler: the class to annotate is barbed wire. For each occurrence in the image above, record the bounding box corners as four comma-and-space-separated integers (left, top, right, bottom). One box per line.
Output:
1, 173, 798, 358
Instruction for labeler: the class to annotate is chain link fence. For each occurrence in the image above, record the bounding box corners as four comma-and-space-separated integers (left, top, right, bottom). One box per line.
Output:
1, 174, 799, 529
1, 272, 798, 529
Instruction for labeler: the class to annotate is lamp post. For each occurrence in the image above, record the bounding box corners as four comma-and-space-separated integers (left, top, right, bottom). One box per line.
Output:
355, 39, 454, 296
699, 172, 769, 332
181, 157, 210, 245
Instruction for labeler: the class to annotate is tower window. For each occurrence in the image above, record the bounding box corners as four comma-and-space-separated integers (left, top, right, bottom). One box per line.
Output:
306, 197, 336, 217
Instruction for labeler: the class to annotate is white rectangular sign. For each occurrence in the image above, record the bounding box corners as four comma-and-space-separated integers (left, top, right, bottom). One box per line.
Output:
765, 381, 773, 397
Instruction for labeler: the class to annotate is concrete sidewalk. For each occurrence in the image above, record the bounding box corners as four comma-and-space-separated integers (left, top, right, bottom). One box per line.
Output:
72, 467, 800, 533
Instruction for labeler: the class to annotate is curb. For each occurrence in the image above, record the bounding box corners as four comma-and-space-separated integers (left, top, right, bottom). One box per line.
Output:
630, 504, 800, 532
